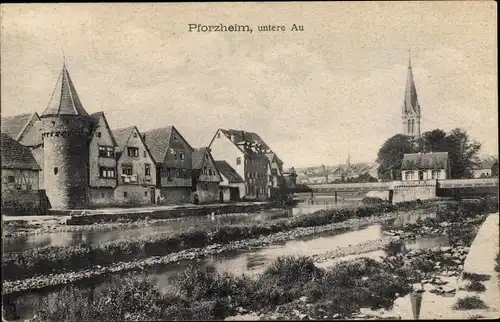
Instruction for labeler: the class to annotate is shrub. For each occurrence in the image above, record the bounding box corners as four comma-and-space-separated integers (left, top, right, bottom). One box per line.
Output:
462, 272, 491, 282
464, 281, 486, 293
453, 296, 488, 310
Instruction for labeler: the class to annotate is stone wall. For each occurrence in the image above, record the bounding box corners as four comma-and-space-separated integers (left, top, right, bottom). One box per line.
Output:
114, 185, 154, 205
41, 115, 91, 209
158, 187, 192, 205
392, 180, 437, 203
89, 187, 115, 206
1, 190, 43, 215
195, 182, 221, 204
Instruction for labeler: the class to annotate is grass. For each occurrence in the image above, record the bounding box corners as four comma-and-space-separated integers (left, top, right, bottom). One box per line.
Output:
3, 197, 498, 281
464, 280, 487, 293
31, 256, 415, 321
453, 296, 488, 310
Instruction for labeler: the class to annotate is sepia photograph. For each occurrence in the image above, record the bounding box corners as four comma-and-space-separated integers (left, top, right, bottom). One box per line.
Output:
1, 2, 498, 321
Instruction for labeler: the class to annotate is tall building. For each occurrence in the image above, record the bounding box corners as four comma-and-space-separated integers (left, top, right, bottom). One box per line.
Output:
40, 63, 93, 209
401, 52, 421, 137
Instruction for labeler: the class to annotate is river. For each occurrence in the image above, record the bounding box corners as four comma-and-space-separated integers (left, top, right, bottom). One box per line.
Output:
5, 196, 451, 320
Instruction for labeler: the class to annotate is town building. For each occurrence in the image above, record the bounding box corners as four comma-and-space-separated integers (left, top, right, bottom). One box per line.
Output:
1, 113, 44, 188
209, 129, 277, 201
472, 158, 499, 178
401, 52, 421, 137
215, 160, 245, 202
143, 126, 194, 204
265, 152, 284, 199
1, 133, 43, 214
191, 147, 222, 204
88, 112, 119, 205
401, 152, 450, 181
113, 126, 157, 205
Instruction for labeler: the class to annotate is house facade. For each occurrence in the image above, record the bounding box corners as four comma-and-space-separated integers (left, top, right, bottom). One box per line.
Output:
215, 160, 245, 202
113, 126, 157, 205
401, 152, 450, 181
472, 158, 499, 178
1, 133, 43, 215
88, 112, 118, 205
209, 129, 278, 201
192, 147, 222, 204
144, 126, 193, 204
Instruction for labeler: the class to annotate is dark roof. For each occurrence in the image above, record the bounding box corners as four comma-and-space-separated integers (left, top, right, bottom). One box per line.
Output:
112, 126, 135, 152
1, 113, 33, 140
402, 152, 448, 170
192, 147, 209, 169
1, 133, 40, 170
220, 129, 271, 150
41, 64, 89, 117
215, 160, 244, 183
474, 157, 498, 170
90, 112, 118, 147
142, 126, 173, 163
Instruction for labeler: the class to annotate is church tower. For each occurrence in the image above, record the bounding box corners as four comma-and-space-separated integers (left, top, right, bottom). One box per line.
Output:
40, 63, 92, 209
401, 51, 421, 137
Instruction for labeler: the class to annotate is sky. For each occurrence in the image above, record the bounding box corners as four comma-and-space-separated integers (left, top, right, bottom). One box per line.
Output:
1, 2, 497, 168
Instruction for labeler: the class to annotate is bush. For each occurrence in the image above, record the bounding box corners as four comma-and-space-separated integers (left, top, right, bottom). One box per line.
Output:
464, 280, 486, 293
453, 296, 488, 310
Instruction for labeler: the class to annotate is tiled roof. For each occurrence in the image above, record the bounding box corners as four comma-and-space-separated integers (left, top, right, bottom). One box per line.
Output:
192, 147, 208, 169
215, 160, 244, 183
142, 126, 173, 164
112, 126, 135, 152
402, 152, 448, 170
474, 157, 498, 170
1, 113, 33, 140
91, 112, 118, 147
220, 129, 271, 150
1, 133, 40, 170
41, 64, 89, 117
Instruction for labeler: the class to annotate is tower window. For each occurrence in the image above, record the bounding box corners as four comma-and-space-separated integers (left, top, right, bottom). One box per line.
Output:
54, 167, 58, 175
96, 132, 101, 138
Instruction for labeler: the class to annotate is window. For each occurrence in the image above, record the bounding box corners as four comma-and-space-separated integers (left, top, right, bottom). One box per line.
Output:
183, 169, 188, 179
173, 136, 178, 141
203, 167, 207, 175
208, 169, 213, 176
7, 176, 15, 183
100, 167, 116, 178
143, 151, 146, 157
173, 151, 177, 160
124, 192, 128, 198
145, 191, 148, 196
407, 120, 411, 134
26, 184, 32, 191
101, 193, 105, 198
176, 170, 180, 178
127, 147, 139, 157
122, 164, 133, 176
179, 151, 185, 161
145, 164, 151, 176
405, 171, 414, 181
133, 132, 138, 138
432, 170, 440, 179
54, 167, 58, 175
206, 154, 209, 159
236, 157, 241, 165
166, 168, 171, 177
96, 132, 101, 138
99, 146, 114, 158
217, 132, 221, 138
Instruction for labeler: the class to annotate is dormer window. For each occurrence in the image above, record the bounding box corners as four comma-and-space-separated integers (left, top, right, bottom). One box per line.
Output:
96, 132, 101, 138
133, 132, 138, 138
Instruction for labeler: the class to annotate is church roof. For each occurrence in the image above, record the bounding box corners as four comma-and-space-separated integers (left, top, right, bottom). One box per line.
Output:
403, 53, 420, 116
41, 64, 89, 117
1, 133, 41, 170
401, 152, 448, 170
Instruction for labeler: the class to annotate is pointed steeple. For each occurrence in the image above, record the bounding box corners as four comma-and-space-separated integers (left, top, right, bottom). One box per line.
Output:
403, 50, 419, 116
41, 63, 89, 117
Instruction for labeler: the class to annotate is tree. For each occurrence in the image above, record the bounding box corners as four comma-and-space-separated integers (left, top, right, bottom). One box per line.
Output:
376, 134, 417, 181
418, 129, 447, 152
444, 128, 481, 178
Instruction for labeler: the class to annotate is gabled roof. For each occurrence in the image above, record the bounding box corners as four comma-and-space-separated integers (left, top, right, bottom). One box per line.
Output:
1, 113, 35, 140
1, 133, 40, 170
142, 126, 194, 164
402, 152, 448, 170
192, 147, 209, 170
90, 111, 118, 147
473, 157, 498, 170
41, 64, 89, 117
112, 126, 136, 152
215, 160, 244, 183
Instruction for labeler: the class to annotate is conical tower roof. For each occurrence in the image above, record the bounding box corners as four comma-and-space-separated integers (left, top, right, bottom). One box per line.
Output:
41, 64, 89, 117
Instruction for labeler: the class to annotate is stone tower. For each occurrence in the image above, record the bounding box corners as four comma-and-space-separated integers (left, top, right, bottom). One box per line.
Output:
40, 63, 92, 209
401, 51, 421, 137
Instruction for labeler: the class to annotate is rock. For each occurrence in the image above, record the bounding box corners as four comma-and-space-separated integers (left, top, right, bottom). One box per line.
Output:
362, 276, 370, 281
299, 314, 310, 320
431, 246, 441, 253
293, 310, 300, 316
299, 296, 308, 303
442, 285, 456, 293
333, 313, 341, 319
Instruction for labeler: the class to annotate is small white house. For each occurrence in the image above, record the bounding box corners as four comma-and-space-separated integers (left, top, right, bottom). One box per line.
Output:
401, 152, 450, 181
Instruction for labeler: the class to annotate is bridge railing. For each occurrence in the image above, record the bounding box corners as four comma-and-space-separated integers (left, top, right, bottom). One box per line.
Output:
306, 181, 393, 191
437, 177, 499, 188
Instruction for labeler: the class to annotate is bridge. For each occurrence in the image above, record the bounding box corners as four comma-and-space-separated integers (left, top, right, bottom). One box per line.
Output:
289, 178, 499, 203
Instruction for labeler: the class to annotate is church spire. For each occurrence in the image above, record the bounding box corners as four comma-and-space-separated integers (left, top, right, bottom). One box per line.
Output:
401, 50, 421, 137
